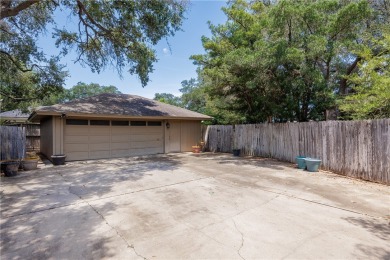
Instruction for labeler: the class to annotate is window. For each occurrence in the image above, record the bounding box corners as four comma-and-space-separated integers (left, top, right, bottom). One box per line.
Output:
130, 121, 146, 126
112, 120, 129, 126
148, 121, 162, 126
90, 120, 110, 126
66, 119, 88, 125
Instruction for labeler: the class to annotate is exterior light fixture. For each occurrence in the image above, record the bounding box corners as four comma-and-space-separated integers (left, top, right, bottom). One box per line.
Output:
166, 122, 170, 129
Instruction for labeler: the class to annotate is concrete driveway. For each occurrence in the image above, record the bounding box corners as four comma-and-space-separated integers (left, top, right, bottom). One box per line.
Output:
1, 153, 389, 259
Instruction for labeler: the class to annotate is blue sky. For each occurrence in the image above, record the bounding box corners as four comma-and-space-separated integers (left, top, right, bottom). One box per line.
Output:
39, 1, 227, 99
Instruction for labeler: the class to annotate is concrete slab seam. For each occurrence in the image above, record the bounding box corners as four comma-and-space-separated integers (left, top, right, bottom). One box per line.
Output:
199, 194, 281, 231
213, 176, 385, 220
67, 184, 147, 259
279, 231, 327, 260
1, 176, 213, 219
57, 170, 148, 259
84, 176, 213, 204
183, 222, 234, 250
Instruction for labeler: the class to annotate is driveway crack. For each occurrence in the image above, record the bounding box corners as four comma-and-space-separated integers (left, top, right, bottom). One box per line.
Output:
59, 171, 148, 260
232, 219, 246, 260
198, 194, 280, 231
69, 187, 148, 259
183, 223, 232, 249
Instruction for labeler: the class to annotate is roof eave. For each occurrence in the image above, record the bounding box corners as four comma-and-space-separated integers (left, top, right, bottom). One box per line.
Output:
31, 111, 213, 121
0, 117, 28, 123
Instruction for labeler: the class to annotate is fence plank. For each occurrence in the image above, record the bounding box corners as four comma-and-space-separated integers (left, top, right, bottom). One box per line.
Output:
25, 124, 40, 151
205, 119, 390, 185
1, 126, 26, 160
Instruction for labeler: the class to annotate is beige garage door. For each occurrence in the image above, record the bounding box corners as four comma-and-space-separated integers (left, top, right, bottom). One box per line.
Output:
64, 119, 163, 161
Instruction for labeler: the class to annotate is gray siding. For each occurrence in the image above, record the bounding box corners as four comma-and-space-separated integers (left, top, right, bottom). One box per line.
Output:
40, 117, 53, 159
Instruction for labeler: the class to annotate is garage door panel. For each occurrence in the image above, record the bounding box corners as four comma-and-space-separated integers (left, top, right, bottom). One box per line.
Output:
90, 150, 111, 159
89, 127, 110, 135
130, 127, 162, 134
111, 149, 129, 157
111, 128, 129, 135
66, 151, 89, 161
89, 135, 110, 143
64, 135, 87, 144
131, 140, 162, 148
129, 134, 162, 142
65, 126, 89, 135
64, 143, 88, 152
112, 135, 130, 142
129, 149, 147, 156
89, 143, 110, 151
149, 147, 163, 154
111, 142, 130, 149
129, 147, 163, 156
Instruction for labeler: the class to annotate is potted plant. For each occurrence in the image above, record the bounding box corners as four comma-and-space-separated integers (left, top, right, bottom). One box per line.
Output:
192, 145, 201, 153
305, 158, 322, 172
232, 136, 241, 156
22, 156, 39, 171
21, 152, 39, 171
51, 154, 66, 166
232, 148, 241, 156
295, 156, 306, 169
1, 160, 20, 177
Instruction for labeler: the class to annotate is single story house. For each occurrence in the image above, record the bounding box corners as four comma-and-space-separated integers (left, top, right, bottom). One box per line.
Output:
28, 93, 212, 161
0, 109, 30, 125
1, 109, 41, 151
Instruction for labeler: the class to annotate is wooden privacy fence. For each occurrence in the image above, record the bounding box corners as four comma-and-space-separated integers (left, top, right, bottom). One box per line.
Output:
0, 126, 26, 160
25, 124, 40, 151
204, 119, 390, 185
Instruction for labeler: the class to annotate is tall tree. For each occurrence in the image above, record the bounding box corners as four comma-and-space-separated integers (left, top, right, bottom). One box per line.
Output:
191, 0, 385, 123
179, 78, 207, 113
0, 67, 67, 112
339, 33, 390, 119
0, 0, 186, 111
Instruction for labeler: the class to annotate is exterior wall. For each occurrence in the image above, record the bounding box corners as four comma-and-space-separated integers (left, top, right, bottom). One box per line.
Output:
40, 117, 53, 159
42, 117, 203, 160
180, 120, 202, 152
164, 120, 202, 152
53, 117, 64, 155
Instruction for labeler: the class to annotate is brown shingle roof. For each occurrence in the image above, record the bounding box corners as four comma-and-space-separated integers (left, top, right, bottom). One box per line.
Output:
30, 93, 212, 120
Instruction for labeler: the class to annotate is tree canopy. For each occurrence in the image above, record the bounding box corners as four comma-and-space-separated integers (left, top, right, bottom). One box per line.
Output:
339, 33, 390, 119
190, 0, 389, 123
59, 82, 122, 103
153, 93, 182, 107
0, 81, 122, 111
0, 0, 186, 111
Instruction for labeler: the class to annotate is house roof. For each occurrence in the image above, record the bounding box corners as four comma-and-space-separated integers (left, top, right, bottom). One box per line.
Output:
29, 93, 212, 121
0, 109, 30, 118
0, 109, 30, 123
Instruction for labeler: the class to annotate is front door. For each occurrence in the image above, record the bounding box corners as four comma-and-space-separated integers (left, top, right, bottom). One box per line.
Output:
165, 120, 181, 153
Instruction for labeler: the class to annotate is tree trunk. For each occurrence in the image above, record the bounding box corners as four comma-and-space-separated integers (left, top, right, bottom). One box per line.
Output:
339, 57, 361, 95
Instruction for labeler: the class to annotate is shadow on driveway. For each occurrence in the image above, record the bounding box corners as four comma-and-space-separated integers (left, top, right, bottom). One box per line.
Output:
0, 155, 183, 258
